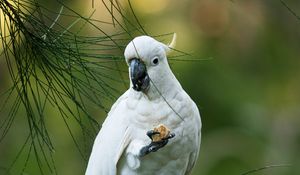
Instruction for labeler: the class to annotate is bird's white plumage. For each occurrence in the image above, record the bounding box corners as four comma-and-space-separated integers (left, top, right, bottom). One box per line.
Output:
86, 35, 201, 175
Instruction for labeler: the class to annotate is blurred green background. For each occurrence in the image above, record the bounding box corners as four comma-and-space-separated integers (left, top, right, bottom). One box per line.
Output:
1, 0, 300, 174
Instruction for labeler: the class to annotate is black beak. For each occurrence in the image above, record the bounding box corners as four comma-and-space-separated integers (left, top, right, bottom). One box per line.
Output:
130, 58, 150, 92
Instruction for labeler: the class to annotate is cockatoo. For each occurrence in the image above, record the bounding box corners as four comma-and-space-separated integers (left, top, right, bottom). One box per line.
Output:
85, 34, 201, 175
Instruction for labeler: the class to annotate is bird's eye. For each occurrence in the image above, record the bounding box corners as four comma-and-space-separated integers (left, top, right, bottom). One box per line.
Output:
151, 57, 159, 66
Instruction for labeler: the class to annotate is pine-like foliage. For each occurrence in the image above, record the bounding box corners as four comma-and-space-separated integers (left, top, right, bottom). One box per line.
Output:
0, 0, 151, 174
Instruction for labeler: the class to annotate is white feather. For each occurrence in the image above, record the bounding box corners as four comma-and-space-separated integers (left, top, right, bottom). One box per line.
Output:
86, 35, 201, 175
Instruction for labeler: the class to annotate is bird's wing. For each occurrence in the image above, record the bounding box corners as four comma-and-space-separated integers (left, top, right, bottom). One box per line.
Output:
85, 91, 131, 175
185, 103, 202, 175
184, 133, 201, 175
184, 134, 201, 175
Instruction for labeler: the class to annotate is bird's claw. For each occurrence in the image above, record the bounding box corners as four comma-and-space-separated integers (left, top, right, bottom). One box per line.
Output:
146, 130, 160, 139
163, 133, 175, 140
139, 130, 175, 157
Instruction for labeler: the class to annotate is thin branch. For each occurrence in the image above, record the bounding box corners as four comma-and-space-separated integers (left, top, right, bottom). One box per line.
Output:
280, 0, 300, 22
240, 164, 292, 175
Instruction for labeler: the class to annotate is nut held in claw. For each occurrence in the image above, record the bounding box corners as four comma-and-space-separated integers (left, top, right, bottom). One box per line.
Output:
152, 124, 171, 142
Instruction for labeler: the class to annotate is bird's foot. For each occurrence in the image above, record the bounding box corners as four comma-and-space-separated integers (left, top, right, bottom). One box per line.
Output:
139, 124, 175, 157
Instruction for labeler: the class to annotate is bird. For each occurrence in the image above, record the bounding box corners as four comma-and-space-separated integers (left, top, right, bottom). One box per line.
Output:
85, 34, 202, 175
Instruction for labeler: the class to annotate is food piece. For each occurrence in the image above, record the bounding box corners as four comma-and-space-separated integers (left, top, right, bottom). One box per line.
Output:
151, 124, 171, 142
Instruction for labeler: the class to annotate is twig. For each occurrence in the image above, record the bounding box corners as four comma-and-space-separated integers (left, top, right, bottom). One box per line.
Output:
41, 6, 64, 40
240, 164, 291, 175
280, 0, 300, 22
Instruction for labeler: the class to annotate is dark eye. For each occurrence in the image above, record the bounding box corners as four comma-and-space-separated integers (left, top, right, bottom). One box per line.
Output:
151, 57, 159, 65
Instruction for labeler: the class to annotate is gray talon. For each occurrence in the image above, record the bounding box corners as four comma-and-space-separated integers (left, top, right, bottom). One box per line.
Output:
139, 130, 175, 157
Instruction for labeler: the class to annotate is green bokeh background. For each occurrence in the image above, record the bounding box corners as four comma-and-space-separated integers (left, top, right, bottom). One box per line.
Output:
1, 0, 300, 174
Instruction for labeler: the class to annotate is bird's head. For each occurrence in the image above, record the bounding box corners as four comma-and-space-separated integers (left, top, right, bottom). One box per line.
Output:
124, 34, 176, 93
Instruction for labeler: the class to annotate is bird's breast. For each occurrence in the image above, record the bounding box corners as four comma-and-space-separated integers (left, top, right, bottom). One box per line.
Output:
120, 90, 201, 175
127, 90, 188, 130
126, 89, 198, 152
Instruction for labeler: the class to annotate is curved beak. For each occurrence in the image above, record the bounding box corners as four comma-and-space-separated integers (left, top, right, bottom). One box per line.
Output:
130, 58, 150, 92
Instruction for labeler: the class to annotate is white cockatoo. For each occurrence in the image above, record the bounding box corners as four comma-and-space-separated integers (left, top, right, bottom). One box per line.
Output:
85, 34, 201, 175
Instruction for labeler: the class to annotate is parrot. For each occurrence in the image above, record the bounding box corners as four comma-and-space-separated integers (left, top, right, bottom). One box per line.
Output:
85, 34, 201, 175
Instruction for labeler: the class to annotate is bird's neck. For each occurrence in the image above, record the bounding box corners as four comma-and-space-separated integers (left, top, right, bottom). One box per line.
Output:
145, 69, 182, 101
